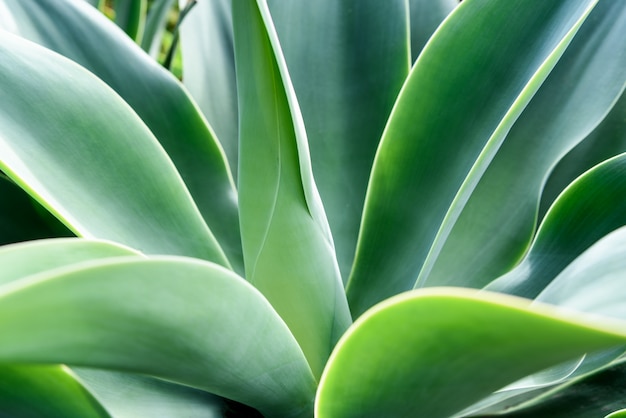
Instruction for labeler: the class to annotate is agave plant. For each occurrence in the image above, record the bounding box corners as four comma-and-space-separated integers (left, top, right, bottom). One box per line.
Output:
0, 0, 625, 416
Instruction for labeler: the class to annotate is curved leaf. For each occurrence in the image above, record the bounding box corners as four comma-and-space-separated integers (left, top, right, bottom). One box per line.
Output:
421, 0, 626, 289
178, 0, 239, 174
0, 257, 315, 418
0, 365, 109, 418
0, 29, 229, 266
233, 0, 351, 378
0, 0, 242, 271
316, 288, 626, 418
486, 154, 626, 298
267, 0, 410, 280
348, 0, 599, 316
0, 238, 139, 286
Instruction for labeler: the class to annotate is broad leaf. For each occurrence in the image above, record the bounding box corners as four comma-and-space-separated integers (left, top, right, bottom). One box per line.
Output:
233, 0, 351, 378
421, 0, 626, 289
0, 30, 229, 266
317, 288, 626, 418
268, 0, 410, 280
0, 257, 315, 418
348, 0, 599, 316
0, 0, 242, 271
0, 238, 139, 285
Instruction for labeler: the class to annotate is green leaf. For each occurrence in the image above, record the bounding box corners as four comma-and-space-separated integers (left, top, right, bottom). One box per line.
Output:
0, 256, 315, 418
420, 0, 626, 289
140, 0, 176, 57
0, 29, 229, 267
0, 365, 109, 418
408, 0, 458, 62
232, 0, 352, 378
486, 154, 626, 298
316, 288, 626, 418
74, 369, 231, 418
268, 0, 410, 280
0, 238, 139, 286
178, 0, 239, 175
0, 0, 242, 272
112, 0, 146, 43
348, 0, 600, 316
0, 176, 72, 246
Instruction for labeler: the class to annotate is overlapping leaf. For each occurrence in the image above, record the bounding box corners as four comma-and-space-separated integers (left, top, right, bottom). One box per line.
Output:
0, 256, 315, 418
0, 29, 229, 266
348, 0, 600, 316
317, 288, 626, 418
233, 0, 351, 379
267, 0, 411, 280
0, 0, 242, 271
420, 0, 626, 289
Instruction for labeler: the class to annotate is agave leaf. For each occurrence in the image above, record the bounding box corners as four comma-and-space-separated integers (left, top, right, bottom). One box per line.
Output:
140, 0, 176, 57
486, 154, 626, 298
0, 0, 242, 272
348, 0, 600, 316
421, 0, 626, 289
0, 30, 229, 267
178, 0, 239, 175
472, 358, 626, 417
408, 0, 458, 62
233, 0, 352, 379
0, 365, 109, 417
540, 90, 626, 219
316, 288, 626, 418
112, 0, 146, 42
0, 256, 316, 418
266, 0, 410, 281
0, 238, 139, 285
74, 369, 230, 418
0, 176, 72, 245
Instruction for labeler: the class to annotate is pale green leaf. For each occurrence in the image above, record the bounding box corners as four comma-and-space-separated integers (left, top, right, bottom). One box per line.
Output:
268, 0, 410, 280
0, 30, 229, 267
0, 256, 315, 418
178, 0, 239, 174
0, 0, 242, 272
233, 0, 351, 378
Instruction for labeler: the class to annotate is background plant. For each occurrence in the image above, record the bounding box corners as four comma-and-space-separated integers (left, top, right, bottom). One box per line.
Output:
0, 0, 625, 417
